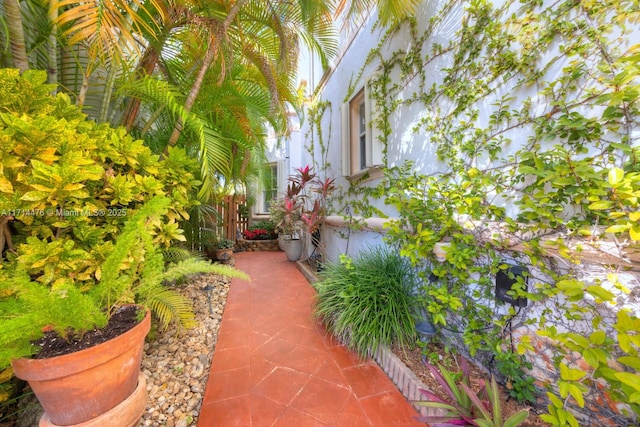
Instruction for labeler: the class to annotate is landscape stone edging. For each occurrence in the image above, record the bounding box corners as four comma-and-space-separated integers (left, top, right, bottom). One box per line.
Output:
372, 345, 440, 418
237, 238, 279, 252
295, 260, 443, 419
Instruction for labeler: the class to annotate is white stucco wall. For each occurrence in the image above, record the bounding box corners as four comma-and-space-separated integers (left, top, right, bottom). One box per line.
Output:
298, 1, 639, 424
300, 0, 639, 257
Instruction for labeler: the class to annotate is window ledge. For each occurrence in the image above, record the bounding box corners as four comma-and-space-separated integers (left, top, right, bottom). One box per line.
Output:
346, 165, 384, 183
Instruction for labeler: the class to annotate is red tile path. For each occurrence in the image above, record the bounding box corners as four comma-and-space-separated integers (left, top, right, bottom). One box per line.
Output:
198, 251, 424, 427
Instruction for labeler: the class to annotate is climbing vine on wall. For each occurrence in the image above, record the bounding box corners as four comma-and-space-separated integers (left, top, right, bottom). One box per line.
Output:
318, 0, 640, 425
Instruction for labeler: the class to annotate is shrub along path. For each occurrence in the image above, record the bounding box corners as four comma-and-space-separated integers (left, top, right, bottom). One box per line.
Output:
12, 253, 422, 426
198, 251, 423, 426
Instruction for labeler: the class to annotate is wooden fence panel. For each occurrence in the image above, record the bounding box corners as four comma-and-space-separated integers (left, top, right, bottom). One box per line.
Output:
212, 195, 247, 242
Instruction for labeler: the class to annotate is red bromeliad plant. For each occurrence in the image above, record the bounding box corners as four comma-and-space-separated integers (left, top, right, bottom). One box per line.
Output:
301, 200, 323, 234
276, 166, 335, 238
276, 191, 304, 237
313, 177, 337, 201
288, 165, 315, 189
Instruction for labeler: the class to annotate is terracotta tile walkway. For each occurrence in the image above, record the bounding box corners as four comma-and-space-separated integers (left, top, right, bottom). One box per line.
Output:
198, 251, 424, 427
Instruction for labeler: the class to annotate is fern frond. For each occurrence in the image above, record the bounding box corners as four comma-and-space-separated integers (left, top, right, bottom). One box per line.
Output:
162, 247, 200, 264
162, 259, 250, 283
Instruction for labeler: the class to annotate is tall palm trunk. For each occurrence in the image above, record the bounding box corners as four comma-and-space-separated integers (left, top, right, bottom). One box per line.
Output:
165, 33, 218, 150
98, 57, 120, 123
77, 71, 90, 107
165, 0, 247, 152
4, 0, 29, 72
98, 2, 142, 124
48, 0, 58, 89
121, 48, 161, 130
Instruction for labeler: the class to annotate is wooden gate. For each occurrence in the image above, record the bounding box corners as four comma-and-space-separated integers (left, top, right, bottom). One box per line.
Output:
213, 195, 248, 242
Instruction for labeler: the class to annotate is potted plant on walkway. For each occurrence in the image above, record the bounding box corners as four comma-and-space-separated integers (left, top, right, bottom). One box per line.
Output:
215, 238, 235, 263
274, 166, 335, 262
276, 187, 304, 261
270, 199, 290, 250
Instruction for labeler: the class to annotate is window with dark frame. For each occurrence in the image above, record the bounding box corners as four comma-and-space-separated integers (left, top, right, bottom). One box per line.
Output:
342, 80, 383, 180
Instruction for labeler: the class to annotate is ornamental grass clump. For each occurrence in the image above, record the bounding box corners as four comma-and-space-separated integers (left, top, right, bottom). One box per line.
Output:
313, 246, 419, 358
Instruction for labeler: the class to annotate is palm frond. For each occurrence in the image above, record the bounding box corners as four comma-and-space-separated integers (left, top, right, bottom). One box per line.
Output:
162, 247, 202, 263
118, 75, 234, 192
55, 0, 167, 66
334, 0, 422, 27
143, 287, 197, 330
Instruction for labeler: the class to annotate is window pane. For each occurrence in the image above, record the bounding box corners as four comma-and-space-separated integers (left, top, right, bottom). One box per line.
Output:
261, 164, 278, 213
359, 101, 366, 170
348, 89, 367, 175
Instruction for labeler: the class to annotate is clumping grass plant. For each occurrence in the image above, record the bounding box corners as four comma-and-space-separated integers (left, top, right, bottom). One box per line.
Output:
313, 245, 419, 358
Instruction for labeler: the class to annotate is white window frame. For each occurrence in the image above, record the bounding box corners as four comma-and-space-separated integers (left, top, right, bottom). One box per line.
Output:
256, 162, 279, 215
341, 78, 383, 180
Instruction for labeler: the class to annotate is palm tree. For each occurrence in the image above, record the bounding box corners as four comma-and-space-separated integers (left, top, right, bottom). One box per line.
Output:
119, 42, 287, 201
164, 0, 337, 149
101, 0, 337, 200
335, 0, 424, 26
2, 0, 30, 72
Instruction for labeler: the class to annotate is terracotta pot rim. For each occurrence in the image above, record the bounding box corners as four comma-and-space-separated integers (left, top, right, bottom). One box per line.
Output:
12, 306, 150, 381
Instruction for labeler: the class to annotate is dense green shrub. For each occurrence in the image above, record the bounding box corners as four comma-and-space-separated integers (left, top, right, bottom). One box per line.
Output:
251, 220, 277, 234
0, 69, 249, 369
0, 69, 199, 283
313, 246, 419, 357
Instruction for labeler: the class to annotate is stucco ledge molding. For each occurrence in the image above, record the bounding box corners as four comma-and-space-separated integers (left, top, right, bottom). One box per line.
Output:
324, 215, 395, 234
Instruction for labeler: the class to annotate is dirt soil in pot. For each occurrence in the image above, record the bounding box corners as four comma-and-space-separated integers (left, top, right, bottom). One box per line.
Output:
33, 306, 141, 359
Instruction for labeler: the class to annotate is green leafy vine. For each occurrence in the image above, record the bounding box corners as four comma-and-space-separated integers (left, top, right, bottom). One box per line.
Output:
310, 0, 640, 425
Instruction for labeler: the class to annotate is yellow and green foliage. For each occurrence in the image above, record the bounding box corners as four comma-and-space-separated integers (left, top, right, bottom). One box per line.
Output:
0, 69, 200, 282
0, 69, 219, 371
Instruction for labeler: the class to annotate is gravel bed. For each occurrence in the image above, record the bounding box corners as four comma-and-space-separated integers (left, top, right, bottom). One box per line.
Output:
140, 273, 230, 427
11, 272, 230, 427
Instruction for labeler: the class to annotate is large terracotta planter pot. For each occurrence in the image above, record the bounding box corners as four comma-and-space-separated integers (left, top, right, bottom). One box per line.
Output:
12, 307, 151, 426
39, 373, 147, 427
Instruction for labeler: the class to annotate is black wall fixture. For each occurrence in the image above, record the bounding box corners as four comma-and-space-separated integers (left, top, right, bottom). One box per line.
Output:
495, 264, 528, 307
